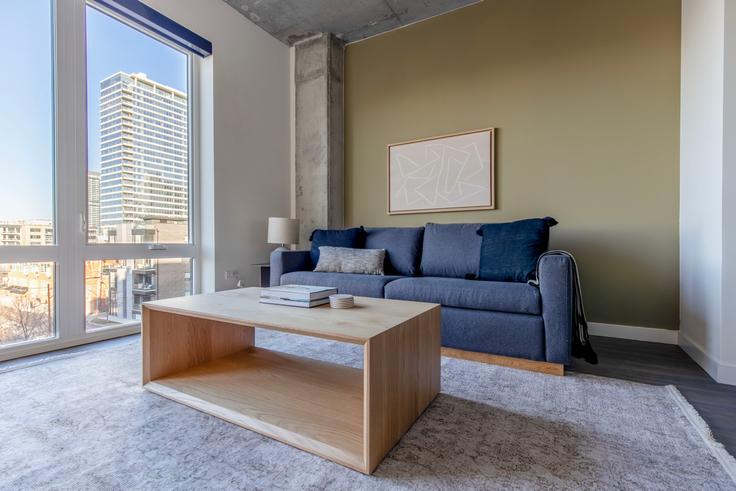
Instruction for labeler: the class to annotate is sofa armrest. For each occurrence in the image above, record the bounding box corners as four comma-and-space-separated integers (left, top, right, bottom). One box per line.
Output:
538, 254, 574, 365
269, 249, 311, 287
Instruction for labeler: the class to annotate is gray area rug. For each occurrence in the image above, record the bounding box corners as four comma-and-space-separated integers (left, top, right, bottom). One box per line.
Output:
1, 330, 734, 490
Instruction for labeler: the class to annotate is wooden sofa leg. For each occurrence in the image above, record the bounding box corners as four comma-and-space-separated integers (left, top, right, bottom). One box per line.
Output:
441, 347, 565, 376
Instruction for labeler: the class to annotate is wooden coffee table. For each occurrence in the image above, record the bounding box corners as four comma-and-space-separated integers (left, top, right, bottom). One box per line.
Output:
142, 288, 440, 474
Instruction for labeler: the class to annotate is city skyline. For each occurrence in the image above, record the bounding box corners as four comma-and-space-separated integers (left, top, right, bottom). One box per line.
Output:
3, 68, 190, 246
0, 1, 187, 222
1, 2, 193, 345
1, 67, 192, 343
1, 64, 192, 338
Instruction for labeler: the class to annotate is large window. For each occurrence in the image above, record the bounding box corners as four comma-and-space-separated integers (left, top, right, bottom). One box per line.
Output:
0, 0, 206, 361
0, 1, 57, 351
86, 5, 191, 245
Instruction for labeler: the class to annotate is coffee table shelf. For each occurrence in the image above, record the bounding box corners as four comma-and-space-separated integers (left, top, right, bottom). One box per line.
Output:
146, 347, 365, 470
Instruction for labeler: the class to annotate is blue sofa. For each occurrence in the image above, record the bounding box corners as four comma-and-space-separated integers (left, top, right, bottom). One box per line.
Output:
270, 224, 574, 365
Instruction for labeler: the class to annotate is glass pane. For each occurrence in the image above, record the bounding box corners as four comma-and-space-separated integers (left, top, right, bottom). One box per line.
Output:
85, 258, 192, 330
86, 6, 190, 244
0, 1, 54, 244
0, 263, 55, 346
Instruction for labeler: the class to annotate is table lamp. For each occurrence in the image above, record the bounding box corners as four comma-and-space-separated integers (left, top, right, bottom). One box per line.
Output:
267, 217, 299, 252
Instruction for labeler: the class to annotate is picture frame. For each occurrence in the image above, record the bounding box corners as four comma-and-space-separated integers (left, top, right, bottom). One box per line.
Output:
387, 128, 495, 215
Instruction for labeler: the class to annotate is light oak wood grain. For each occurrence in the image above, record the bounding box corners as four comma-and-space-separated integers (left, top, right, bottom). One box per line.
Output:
364, 306, 441, 472
144, 288, 438, 344
146, 348, 365, 471
442, 347, 565, 376
142, 308, 254, 384
142, 289, 442, 474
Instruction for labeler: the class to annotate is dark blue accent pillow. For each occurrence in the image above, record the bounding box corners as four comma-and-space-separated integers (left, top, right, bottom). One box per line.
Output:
476, 218, 558, 282
309, 227, 366, 268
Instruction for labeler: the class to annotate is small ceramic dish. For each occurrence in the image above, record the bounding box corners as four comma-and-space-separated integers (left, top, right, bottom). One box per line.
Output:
329, 294, 354, 309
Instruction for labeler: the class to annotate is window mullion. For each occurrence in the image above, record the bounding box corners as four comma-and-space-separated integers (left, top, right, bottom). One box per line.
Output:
54, 0, 88, 341
82, 244, 197, 261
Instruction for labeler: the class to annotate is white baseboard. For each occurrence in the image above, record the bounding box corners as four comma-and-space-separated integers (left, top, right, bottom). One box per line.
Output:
588, 322, 679, 344
586, 323, 736, 386
679, 331, 736, 386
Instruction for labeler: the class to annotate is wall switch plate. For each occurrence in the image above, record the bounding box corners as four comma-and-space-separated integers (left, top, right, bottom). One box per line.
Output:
225, 270, 240, 280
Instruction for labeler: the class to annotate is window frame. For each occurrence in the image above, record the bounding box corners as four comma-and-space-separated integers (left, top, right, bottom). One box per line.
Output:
85, 0, 199, 249
0, 0, 60, 356
0, 0, 201, 361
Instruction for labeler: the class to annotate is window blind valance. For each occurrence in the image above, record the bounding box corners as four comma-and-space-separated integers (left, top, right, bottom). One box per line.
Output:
93, 0, 212, 57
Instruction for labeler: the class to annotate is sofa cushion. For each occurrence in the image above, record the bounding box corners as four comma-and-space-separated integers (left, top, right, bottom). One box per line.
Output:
365, 227, 424, 276
477, 217, 558, 282
309, 227, 365, 267
420, 223, 482, 278
279, 271, 402, 298
384, 276, 541, 315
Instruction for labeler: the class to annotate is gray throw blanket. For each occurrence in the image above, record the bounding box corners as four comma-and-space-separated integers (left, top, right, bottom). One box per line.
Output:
530, 251, 598, 364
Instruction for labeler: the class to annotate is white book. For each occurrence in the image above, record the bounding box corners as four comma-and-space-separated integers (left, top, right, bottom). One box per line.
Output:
261, 284, 337, 301
259, 297, 330, 308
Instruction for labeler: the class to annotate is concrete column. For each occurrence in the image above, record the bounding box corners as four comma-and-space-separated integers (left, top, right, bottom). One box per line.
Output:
294, 33, 344, 248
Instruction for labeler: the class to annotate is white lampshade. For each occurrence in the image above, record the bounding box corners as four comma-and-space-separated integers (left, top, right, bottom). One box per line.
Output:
267, 217, 299, 245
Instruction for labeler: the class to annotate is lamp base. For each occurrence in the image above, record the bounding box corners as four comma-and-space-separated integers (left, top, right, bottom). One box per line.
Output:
272, 245, 290, 253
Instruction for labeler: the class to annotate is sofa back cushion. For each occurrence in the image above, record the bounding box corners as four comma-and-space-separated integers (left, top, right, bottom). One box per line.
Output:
365, 227, 424, 276
420, 223, 483, 278
309, 227, 365, 267
476, 217, 558, 282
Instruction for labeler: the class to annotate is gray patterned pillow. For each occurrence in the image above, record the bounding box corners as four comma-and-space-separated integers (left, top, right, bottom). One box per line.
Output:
314, 246, 386, 275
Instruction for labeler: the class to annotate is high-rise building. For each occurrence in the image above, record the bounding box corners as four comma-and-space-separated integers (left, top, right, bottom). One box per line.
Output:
98, 72, 188, 241
87, 170, 100, 240
0, 221, 54, 246
84, 72, 191, 328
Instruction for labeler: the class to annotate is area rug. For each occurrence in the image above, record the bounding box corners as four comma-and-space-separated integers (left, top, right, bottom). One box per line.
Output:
1, 331, 734, 490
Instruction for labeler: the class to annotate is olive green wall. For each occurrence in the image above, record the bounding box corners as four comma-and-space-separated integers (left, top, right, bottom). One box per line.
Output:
344, 0, 681, 329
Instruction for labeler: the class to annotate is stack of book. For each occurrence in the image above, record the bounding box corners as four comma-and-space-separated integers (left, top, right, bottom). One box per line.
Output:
259, 284, 337, 308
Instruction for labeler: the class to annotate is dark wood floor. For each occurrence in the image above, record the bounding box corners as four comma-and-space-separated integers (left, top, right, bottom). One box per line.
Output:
572, 335, 736, 456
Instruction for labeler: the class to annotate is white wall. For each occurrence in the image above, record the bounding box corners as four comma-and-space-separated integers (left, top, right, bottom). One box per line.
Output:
680, 0, 736, 385
143, 0, 291, 291
721, 0, 736, 382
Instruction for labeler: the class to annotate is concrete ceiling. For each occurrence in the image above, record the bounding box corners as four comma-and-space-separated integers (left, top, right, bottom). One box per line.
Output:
223, 0, 481, 45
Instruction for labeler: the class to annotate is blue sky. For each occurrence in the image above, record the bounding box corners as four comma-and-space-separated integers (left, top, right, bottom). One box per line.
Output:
0, 1, 187, 221
0, 0, 53, 221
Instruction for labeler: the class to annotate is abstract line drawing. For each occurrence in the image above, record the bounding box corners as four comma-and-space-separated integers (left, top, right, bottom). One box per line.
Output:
388, 128, 494, 214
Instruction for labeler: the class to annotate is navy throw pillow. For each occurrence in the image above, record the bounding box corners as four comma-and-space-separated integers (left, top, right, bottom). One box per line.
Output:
476, 218, 558, 282
309, 227, 365, 268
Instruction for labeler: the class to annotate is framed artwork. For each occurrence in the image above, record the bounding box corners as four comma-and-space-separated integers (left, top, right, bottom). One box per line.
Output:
387, 128, 495, 215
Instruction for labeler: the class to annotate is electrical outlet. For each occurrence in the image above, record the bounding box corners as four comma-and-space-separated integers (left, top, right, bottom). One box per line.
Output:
225, 270, 240, 280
